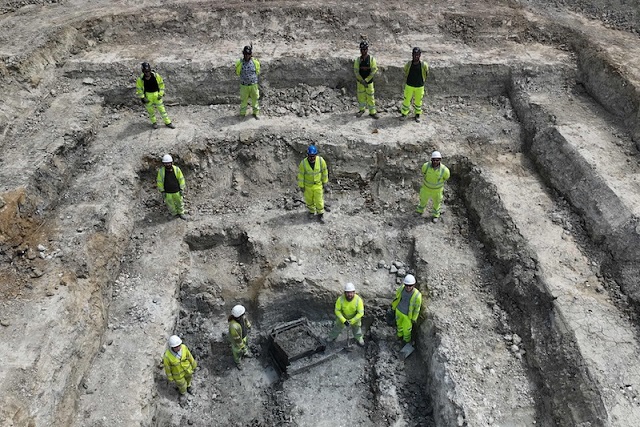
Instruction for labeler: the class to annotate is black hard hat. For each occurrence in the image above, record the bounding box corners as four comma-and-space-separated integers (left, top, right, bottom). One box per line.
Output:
243, 45, 252, 54
141, 62, 151, 71
359, 41, 369, 50
412, 47, 422, 55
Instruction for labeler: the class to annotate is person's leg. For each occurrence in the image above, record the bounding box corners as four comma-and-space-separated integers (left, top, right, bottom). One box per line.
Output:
165, 192, 179, 215
174, 192, 185, 215
351, 319, 363, 341
184, 372, 193, 389
250, 84, 260, 116
145, 92, 158, 124
400, 85, 415, 117
174, 377, 187, 394
432, 188, 444, 218
365, 83, 376, 115
356, 81, 367, 113
154, 97, 171, 125
416, 185, 432, 214
328, 318, 345, 341
395, 309, 405, 339
304, 187, 315, 214
239, 85, 250, 116
414, 86, 426, 116
400, 315, 413, 343
232, 344, 243, 365
314, 186, 325, 214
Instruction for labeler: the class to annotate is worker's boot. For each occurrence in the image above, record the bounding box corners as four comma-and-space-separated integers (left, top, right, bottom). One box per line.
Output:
152, 122, 159, 129
165, 122, 176, 129
318, 214, 326, 224
307, 212, 315, 219
236, 362, 243, 371
355, 110, 365, 118
370, 113, 379, 119
415, 114, 421, 123
187, 386, 194, 395
399, 114, 407, 121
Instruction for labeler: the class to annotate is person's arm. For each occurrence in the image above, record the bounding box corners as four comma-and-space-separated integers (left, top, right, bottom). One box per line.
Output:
351, 296, 364, 323
156, 73, 165, 98
334, 297, 346, 324
156, 169, 165, 192
410, 291, 423, 322
321, 158, 329, 185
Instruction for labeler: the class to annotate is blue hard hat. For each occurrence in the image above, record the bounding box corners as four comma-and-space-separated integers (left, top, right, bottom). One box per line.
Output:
307, 145, 318, 155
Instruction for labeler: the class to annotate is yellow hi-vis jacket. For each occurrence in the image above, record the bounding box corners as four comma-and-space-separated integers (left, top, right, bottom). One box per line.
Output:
156, 165, 186, 193
403, 60, 429, 86
235, 58, 261, 77
229, 317, 252, 346
353, 55, 378, 84
391, 286, 423, 322
297, 156, 328, 189
136, 72, 166, 99
421, 163, 450, 190
163, 344, 197, 382
335, 294, 364, 325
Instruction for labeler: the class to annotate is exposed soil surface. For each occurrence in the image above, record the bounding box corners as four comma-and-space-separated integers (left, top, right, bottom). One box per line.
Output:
2, 0, 640, 426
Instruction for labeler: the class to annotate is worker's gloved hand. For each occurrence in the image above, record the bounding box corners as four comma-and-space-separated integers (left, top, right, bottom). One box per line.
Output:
158, 95, 163, 101
362, 80, 369, 85
179, 190, 183, 197
324, 185, 331, 194
344, 320, 349, 326
299, 187, 305, 193
161, 191, 166, 198
140, 98, 147, 105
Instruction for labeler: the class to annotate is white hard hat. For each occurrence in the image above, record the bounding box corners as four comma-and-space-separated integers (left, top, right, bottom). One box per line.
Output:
344, 282, 356, 292
168, 335, 182, 348
231, 304, 246, 317
403, 274, 416, 286
162, 154, 173, 163
431, 151, 442, 160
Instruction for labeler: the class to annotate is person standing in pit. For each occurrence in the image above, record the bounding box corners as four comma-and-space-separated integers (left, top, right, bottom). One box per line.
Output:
156, 154, 187, 220
235, 45, 261, 119
229, 304, 252, 370
136, 62, 175, 129
162, 335, 197, 400
399, 47, 429, 123
391, 274, 423, 345
297, 144, 329, 224
327, 282, 365, 346
416, 150, 450, 223
354, 41, 379, 119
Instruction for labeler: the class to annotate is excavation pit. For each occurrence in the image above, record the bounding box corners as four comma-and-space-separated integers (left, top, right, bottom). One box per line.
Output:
3, 1, 640, 426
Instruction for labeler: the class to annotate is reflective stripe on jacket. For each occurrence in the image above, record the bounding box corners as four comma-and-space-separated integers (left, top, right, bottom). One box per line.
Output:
421, 163, 450, 190
136, 72, 166, 98
403, 61, 429, 85
162, 344, 197, 382
297, 156, 328, 188
391, 286, 422, 322
157, 165, 186, 193
353, 55, 378, 83
235, 58, 261, 77
335, 294, 364, 324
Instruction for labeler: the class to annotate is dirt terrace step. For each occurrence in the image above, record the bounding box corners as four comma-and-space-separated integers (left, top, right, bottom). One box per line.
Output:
512, 84, 640, 311
471, 152, 640, 425
412, 224, 538, 426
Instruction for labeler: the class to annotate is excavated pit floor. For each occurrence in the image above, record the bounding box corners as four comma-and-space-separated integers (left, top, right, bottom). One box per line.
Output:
3, 1, 640, 427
